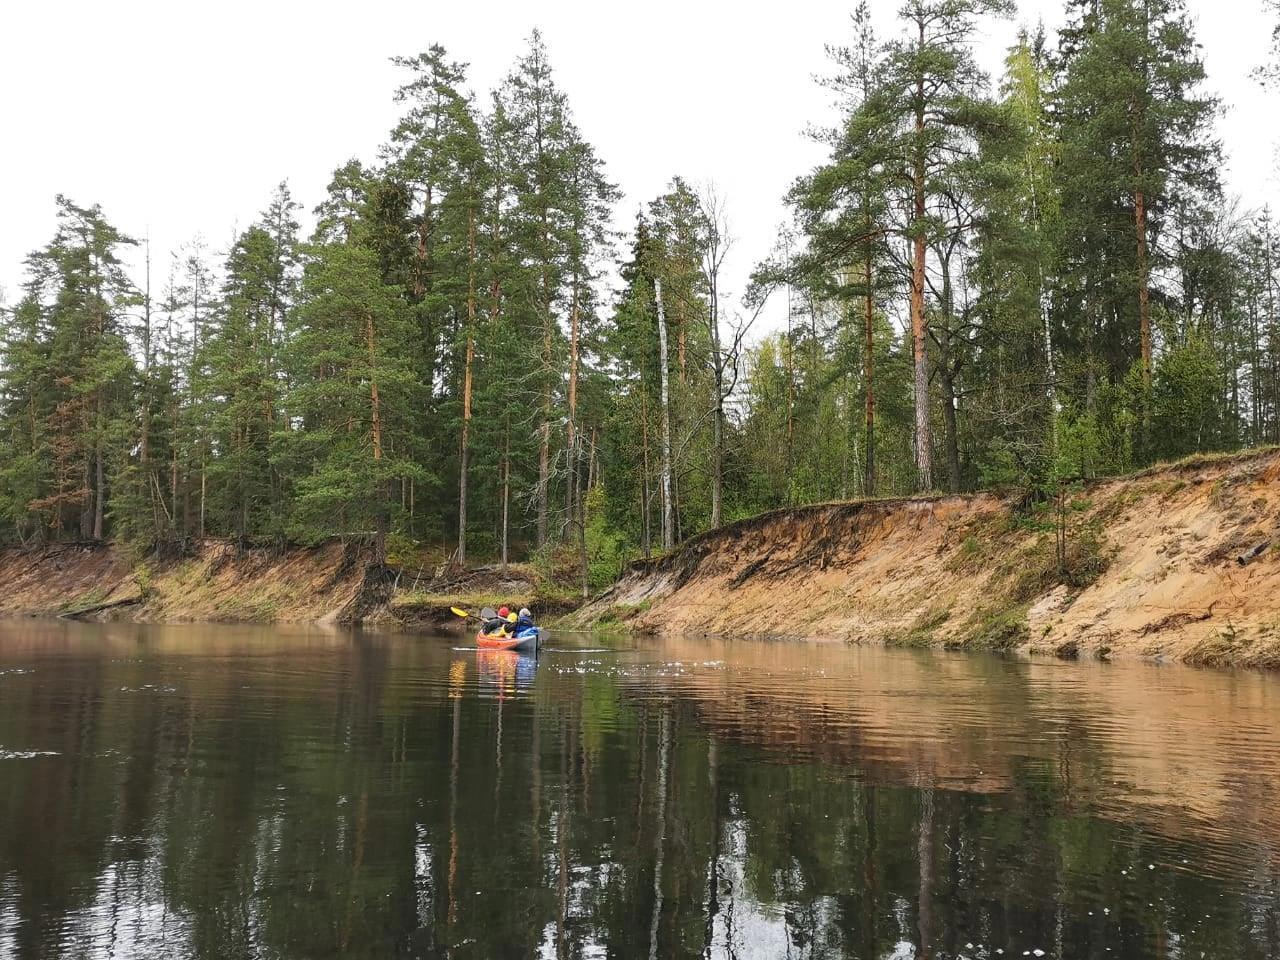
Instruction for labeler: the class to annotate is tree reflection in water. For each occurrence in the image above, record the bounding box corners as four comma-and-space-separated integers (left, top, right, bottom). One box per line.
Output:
0, 621, 1278, 959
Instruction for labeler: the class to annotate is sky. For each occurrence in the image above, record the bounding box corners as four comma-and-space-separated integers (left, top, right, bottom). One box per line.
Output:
2, 0, 1277, 332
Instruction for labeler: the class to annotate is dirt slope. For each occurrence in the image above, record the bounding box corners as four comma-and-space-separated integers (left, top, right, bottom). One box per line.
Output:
0, 540, 390, 624
580, 449, 1280, 668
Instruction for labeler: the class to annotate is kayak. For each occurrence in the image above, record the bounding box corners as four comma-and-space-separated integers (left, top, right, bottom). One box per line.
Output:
475, 626, 541, 652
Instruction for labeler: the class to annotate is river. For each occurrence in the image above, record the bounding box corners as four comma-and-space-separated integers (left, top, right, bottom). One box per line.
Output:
1, 620, 1278, 958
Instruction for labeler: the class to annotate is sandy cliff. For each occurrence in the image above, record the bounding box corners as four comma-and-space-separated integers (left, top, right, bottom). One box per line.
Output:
0, 539, 390, 624
581, 449, 1280, 668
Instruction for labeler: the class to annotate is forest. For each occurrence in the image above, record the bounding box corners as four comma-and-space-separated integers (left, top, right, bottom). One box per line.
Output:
2, 0, 1279, 595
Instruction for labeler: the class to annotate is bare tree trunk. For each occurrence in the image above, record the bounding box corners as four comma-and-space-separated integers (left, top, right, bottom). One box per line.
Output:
655, 278, 674, 552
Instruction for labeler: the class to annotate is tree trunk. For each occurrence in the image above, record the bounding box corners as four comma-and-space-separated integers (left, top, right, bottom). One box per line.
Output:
587, 426, 598, 493
171, 444, 179, 538
640, 389, 652, 558
940, 363, 961, 493
1249, 291, 1261, 442
708, 272, 725, 529
939, 262, 962, 493
1136, 184, 1152, 450
911, 61, 932, 491
863, 243, 876, 497
654, 278, 674, 552
917, 789, 935, 958
199, 463, 206, 540
648, 708, 671, 960
785, 281, 795, 497
366, 310, 385, 553
500, 423, 511, 573
93, 430, 105, 541
1266, 233, 1278, 442
566, 286, 588, 598
807, 300, 822, 498
141, 240, 155, 532
458, 209, 477, 566
676, 301, 687, 385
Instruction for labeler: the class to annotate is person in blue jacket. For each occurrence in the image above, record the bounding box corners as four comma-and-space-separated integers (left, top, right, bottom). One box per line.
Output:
513, 607, 536, 633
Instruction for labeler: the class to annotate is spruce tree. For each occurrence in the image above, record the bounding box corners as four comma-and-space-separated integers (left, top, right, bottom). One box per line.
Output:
284, 243, 422, 551
1054, 0, 1220, 460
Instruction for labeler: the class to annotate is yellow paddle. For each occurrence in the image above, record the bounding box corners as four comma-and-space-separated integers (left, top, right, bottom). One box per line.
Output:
454, 606, 510, 637
452, 606, 499, 622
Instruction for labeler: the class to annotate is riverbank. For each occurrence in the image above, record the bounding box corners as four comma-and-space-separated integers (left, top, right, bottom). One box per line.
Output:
0, 540, 578, 626
0, 539, 391, 624
578, 448, 1280, 669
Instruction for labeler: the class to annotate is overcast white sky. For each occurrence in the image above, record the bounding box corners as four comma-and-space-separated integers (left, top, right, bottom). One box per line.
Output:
2, 0, 1277, 330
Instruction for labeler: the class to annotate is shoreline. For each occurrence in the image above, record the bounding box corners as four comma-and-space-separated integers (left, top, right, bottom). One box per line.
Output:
4, 449, 1280, 671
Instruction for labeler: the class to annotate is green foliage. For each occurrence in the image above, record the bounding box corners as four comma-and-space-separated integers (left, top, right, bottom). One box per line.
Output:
961, 602, 1031, 652
582, 485, 628, 592
283, 243, 424, 544
0, 14, 1275, 592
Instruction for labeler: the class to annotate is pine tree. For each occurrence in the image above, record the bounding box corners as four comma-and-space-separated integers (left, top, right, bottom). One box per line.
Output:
790, 1, 898, 495
880, 0, 1013, 490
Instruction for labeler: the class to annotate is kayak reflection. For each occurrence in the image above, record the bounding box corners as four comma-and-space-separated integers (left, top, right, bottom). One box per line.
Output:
474, 647, 538, 698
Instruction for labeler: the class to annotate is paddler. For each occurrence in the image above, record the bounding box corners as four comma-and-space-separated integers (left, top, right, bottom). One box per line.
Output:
513, 607, 536, 632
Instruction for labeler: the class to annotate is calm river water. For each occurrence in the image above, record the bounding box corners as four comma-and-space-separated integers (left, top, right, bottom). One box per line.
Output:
1, 621, 1278, 958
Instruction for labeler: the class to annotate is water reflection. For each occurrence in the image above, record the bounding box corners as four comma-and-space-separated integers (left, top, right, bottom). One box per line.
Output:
0, 621, 1277, 958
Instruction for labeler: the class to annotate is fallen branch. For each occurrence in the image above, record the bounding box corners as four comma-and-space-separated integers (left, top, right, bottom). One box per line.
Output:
59, 595, 143, 620
1140, 601, 1217, 636
728, 551, 774, 589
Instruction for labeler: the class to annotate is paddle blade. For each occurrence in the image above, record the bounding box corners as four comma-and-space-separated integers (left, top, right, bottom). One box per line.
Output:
450, 607, 471, 619
480, 606, 497, 620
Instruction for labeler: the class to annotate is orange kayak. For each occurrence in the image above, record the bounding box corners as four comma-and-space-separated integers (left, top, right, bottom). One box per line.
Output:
475, 627, 540, 652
